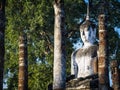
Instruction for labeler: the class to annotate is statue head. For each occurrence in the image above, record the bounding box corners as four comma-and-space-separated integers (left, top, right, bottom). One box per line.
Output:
80, 20, 96, 46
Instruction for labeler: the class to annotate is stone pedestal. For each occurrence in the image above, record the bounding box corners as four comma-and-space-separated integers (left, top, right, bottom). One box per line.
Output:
66, 74, 98, 90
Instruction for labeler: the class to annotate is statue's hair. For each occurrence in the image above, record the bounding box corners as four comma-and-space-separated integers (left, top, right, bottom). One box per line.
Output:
80, 20, 96, 31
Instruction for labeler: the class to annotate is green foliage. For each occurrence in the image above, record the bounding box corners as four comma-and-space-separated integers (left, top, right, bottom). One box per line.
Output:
5, 0, 54, 89
4, 0, 120, 90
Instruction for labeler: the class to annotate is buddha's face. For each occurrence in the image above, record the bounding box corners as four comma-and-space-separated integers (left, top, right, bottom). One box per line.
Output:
80, 26, 96, 44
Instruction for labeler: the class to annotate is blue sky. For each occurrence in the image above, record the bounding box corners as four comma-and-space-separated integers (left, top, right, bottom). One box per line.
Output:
85, 0, 88, 3
115, 29, 120, 35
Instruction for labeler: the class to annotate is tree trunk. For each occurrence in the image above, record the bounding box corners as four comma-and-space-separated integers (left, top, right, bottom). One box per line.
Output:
53, 0, 66, 89
18, 32, 28, 90
98, 1, 109, 89
0, 0, 6, 90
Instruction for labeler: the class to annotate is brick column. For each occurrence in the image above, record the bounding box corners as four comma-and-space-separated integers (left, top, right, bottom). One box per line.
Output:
110, 60, 120, 90
98, 14, 109, 90
18, 33, 28, 90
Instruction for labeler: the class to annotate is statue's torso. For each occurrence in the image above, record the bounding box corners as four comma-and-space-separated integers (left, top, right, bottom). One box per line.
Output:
73, 45, 97, 78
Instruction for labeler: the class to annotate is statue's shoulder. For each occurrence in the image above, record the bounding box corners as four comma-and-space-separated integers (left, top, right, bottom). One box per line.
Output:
78, 45, 98, 52
71, 48, 82, 58
89, 45, 98, 51
72, 45, 98, 57
88, 45, 98, 57
71, 48, 84, 58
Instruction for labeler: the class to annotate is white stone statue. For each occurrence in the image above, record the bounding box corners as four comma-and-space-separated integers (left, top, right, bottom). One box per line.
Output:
71, 20, 98, 78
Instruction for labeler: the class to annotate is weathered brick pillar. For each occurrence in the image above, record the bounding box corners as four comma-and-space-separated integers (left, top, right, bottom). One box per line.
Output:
18, 33, 28, 90
98, 14, 109, 90
110, 60, 120, 90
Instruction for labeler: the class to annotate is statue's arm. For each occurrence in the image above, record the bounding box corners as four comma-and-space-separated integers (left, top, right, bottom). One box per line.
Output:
71, 52, 78, 78
92, 46, 98, 74
93, 57, 98, 74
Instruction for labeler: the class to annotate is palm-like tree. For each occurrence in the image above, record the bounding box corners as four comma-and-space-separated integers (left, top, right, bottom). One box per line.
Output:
53, 0, 66, 89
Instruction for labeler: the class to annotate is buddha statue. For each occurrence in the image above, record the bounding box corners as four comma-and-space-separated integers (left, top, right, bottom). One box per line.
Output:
71, 20, 98, 78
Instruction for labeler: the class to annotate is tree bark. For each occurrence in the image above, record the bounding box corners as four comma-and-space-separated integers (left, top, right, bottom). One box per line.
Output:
53, 0, 66, 89
98, 1, 109, 89
0, 0, 6, 90
18, 33, 28, 90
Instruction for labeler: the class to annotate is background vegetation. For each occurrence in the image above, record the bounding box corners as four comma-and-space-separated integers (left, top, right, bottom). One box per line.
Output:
3, 0, 120, 89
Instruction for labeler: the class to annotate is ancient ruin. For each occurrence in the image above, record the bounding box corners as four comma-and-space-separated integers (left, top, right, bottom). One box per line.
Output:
52, 0, 120, 90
